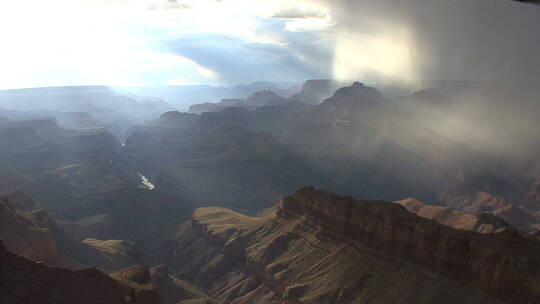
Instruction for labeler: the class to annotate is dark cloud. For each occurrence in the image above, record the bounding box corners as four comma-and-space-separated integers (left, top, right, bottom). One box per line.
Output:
323, 0, 540, 86
158, 0, 540, 88
166, 34, 320, 84
165, 24, 331, 85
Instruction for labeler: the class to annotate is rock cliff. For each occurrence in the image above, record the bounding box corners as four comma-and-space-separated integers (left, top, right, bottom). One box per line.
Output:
162, 187, 540, 303
277, 187, 540, 303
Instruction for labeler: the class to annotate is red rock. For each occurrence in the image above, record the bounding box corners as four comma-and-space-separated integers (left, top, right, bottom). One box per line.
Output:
395, 197, 509, 233
277, 187, 540, 303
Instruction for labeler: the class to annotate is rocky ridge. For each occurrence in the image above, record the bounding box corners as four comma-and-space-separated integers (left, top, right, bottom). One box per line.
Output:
276, 187, 540, 303
395, 197, 510, 233
289, 79, 344, 105
162, 187, 540, 303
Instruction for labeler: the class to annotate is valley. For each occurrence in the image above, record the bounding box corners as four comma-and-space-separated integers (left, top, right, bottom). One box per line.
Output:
1, 80, 540, 303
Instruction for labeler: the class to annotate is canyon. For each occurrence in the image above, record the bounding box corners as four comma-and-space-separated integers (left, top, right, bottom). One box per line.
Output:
1, 80, 540, 303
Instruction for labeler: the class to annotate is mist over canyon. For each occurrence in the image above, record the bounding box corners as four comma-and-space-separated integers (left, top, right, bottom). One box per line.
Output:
1, 1, 540, 304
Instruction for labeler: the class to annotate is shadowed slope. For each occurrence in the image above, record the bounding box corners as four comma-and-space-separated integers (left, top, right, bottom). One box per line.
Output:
0, 241, 132, 304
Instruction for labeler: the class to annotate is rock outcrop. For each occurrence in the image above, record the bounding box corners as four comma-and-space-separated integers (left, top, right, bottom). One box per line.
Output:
163, 187, 540, 303
395, 197, 509, 233
289, 79, 344, 105
276, 187, 540, 303
0, 193, 143, 271
0, 196, 62, 264
442, 190, 540, 231
318, 82, 384, 109
110, 265, 168, 304
0, 241, 166, 304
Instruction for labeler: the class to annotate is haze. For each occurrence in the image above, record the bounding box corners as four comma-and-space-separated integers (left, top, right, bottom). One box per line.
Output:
1, 1, 540, 304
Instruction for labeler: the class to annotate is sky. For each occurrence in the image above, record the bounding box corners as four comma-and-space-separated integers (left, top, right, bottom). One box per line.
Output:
0, 0, 539, 90
0, 0, 336, 89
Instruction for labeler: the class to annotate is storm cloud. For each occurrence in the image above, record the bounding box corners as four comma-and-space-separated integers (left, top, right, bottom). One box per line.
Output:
0, 0, 538, 89
320, 0, 540, 87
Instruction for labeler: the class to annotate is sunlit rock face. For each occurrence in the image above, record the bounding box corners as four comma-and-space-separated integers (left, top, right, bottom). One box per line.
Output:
395, 197, 510, 233
161, 187, 540, 303
276, 187, 540, 303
